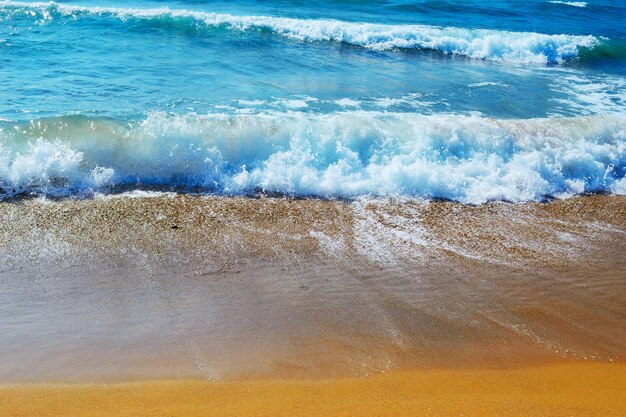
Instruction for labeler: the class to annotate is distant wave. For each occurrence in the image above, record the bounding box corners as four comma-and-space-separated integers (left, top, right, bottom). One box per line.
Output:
1, 112, 625, 203
548, 1, 587, 8
0, 1, 602, 64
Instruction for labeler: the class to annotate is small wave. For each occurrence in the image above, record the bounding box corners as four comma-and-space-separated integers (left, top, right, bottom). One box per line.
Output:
467, 82, 509, 88
549, 1, 587, 8
0, 1, 601, 64
575, 39, 626, 67
1, 112, 625, 203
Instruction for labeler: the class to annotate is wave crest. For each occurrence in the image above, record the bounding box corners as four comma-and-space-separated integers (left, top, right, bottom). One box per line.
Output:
1, 112, 625, 203
0, 1, 601, 64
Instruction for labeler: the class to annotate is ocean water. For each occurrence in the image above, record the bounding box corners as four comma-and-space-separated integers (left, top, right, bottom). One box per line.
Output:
0, 0, 625, 203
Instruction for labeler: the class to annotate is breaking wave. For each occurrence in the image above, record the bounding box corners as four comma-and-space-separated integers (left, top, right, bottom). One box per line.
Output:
0, 1, 603, 64
1, 112, 625, 203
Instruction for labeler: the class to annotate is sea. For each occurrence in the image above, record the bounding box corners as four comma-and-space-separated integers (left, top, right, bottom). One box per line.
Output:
1, 0, 625, 203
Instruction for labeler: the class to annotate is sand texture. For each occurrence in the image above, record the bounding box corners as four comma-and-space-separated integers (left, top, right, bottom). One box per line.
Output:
1, 363, 625, 417
0, 195, 625, 381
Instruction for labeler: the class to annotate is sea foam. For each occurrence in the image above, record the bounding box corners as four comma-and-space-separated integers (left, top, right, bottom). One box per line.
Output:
1, 112, 624, 203
549, 1, 587, 8
0, 1, 601, 64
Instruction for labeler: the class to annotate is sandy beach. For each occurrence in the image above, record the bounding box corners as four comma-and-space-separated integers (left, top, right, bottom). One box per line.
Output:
1, 194, 625, 414
2, 363, 625, 416
3, 0, 626, 414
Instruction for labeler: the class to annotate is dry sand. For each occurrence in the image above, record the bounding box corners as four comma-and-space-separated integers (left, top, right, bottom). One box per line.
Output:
1, 363, 624, 417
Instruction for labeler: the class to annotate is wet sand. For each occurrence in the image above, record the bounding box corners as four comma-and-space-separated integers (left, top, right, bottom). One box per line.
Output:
0, 194, 624, 382
2, 363, 625, 417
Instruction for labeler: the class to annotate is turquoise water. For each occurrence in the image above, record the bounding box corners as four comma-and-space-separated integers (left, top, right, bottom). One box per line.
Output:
1, 0, 625, 202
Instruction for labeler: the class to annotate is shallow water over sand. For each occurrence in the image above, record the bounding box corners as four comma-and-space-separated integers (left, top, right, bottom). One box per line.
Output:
0, 195, 624, 382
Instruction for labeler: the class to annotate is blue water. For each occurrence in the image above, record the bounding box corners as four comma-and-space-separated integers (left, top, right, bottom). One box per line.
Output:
0, 0, 625, 203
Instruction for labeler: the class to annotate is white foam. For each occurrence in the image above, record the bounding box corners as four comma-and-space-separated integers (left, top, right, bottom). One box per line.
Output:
467, 82, 509, 88
237, 99, 265, 106
1, 112, 624, 203
0, 1, 601, 64
351, 197, 428, 264
335, 98, 361, 107
276, 99, 309, 109
550, 73, 626, 116
93, 190, 177, 200
549, 1, 587, 8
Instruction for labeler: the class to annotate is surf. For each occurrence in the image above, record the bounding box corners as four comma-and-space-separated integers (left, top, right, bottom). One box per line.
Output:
1, 112, 625, 203
0, 1, 603, 64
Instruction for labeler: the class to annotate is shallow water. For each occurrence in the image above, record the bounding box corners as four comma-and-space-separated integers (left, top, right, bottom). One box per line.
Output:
0, 195, 625, 381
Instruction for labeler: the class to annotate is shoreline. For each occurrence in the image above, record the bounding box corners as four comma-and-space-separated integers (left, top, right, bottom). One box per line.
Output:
0, 194, 624, 383
2, 363, 625, 417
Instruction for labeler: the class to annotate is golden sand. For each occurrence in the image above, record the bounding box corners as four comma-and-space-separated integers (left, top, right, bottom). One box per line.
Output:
2, 363, 624, 417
